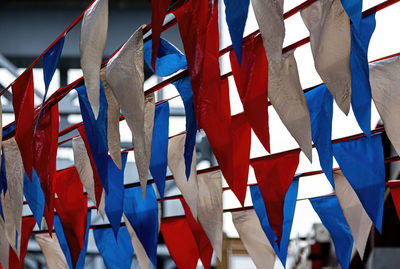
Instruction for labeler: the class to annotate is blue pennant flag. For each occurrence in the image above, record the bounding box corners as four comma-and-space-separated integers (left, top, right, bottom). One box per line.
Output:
0, 152, 7, 197
143, 38, 187, 77
150, 101, 170, 199
250, 175, 299, 267
340, 0, 362, 27
305, 85, 334, 186
105, 153, 128, 239
76, 83, 109, 193
54, 211, 91, 269
23, 169, 45, 228
172, 75, 197, 179
309, 195, 353, 269
36, 35, 65, 131
93, 226, 134, 269
124, 185, 158, 267
333, 133, 385, 232
2, 123, 15, 138
224, 0, 250, 65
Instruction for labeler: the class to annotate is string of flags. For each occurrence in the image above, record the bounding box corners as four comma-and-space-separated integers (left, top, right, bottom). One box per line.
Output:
1, 0, 400, 268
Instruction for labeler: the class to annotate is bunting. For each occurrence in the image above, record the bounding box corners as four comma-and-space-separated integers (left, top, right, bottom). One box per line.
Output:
8, 216, 36, 268
80, 0, 109, 118
389, 182, 400, 222
23, 170, 45, 228
35, 233, 69, 269
0, 219, 8, 269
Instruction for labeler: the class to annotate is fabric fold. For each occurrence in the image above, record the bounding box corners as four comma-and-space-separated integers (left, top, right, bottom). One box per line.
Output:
80, 0, 109, 118
35, 233, 69, 269
232, 210, 276, 269
301, 0, 352, 114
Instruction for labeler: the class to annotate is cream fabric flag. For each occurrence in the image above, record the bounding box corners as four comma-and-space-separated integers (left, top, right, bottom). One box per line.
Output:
0, 219, 9, 269
197, 170, 223, 260
123, 214, 151, 269
333, 170, 372, 259
301, 0, 351, 115
232, 210, 276, 268
80, 0, 109, 118
143, 92, 155, 197
105, 26, 152, 197
100, 67, 122, 169
2, 137, 24, 256
369, 56, 400, 156
167, 133, 198, 219
35, 233, 69, 269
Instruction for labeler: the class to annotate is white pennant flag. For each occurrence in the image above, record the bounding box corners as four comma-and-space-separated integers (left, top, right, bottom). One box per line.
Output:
334, 170, 372, 259
1, 137, 24, 256
0, 219, 9, 269
232, 210, 276, 268
197, 170, 223, 260
35, 233, 69, 269
301, 0, 352, 115
80, 0, 109, 118
369, 56, 400, 156
105, 26, 154, 197
167, 133, 198, 219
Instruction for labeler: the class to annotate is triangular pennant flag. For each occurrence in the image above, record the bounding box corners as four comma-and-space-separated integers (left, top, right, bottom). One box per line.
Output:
181, 199, 213, 269
161, 216, 200, 269
369, 56, 400, 156
389, 182, 400, 222
232, 210, 276, 268
12, 68, 34, 180
54, 167, 88, 269
334, 170, 372, 259
168, 133, 198, 219
350, 11, 376, 136
105, 26, 153, 197
0, 219, 9, 269
76, 83, 109, 193
150, 0, 172, 70
9, 216, 36, 268
309, 195, 354, 269
305, 85, 334, 186
93, 226, 134, 269
144, 38, 187, 77
80, 0, 109, 118
2, 137, 24, 255
35, 233, 69, 269
250, 176, 299, 267
104, 153, 128, 238
123, 214, 151, 269
172, 75, 197, 179
224, 0, 250, 65
123, 185, 158, 268
197, 170, 223, 260
23, 170, 45, 228
149, 101, 169, 199
251, 150, 300, 247
100, 68, 122, 169
230, 34, 270, 153
0, 153, 7, 205
333, 133, 385, 232
301, 0, 352, 115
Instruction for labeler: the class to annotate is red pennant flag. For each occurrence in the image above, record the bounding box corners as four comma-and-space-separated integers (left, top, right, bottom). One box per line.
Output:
251, 150, 300, 247
151, 0, 172, 70
9, 216, 36, 269
12, 68, 34, 179
54, 167, 88, 268
77, 126, 103, 208
230, 34, 270, 153
390, 183, 400, 222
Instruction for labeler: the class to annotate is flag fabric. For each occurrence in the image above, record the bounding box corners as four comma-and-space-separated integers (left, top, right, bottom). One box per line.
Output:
149, 101, 170, 199
250, 176, 299, 267
224, 0, 250, 65
305, 85, 334, 186
23, 170, 45, 228
123, 185, 158, 268
301, 0, 352, 115
168, 133, 198, 219
309, 195, 353, 269
104, 153, 128, 238
35, 233, 69, 269
0, 219, 9, 269
333, 133, 385, 232
389, 182, 400, 223
197, 171, 223, 260
8, 216, 36, 268
232, 210, 276, 268
93, 226, 134, 269
250, 150, 300, 247
369, 56, 400, 156
80, 0, 108, 118
333, 170, 372, 259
